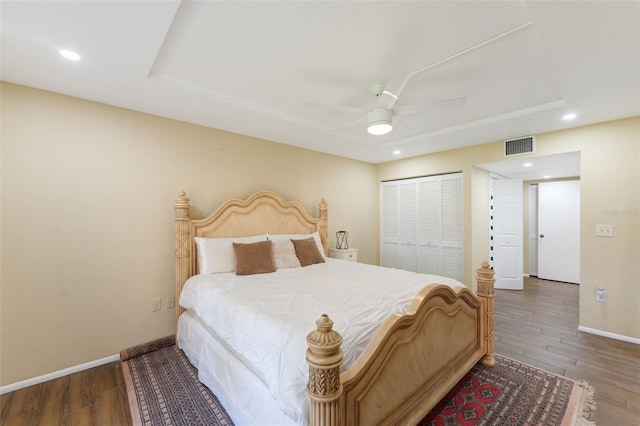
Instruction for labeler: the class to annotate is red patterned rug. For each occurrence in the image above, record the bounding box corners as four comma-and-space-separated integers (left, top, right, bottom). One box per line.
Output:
122, 338, 595, 426
420, 355, 595, 425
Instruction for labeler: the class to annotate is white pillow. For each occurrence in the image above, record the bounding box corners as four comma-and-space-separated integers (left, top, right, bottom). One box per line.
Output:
195, 234, 266, 274
272, 239, 302, 269
267, 231, 326, 259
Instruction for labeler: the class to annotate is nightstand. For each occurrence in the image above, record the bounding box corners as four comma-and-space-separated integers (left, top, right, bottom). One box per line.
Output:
328, 248, 358, 262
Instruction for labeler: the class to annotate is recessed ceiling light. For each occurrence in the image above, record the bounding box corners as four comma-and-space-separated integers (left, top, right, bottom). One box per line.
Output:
563, 113, 577, 121
59, 49, 81, 61
543, 175, 551, 179
393, 150, 401, 155
523, 163, 533, 167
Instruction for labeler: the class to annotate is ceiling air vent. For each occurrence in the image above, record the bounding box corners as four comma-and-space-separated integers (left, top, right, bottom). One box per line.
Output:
504, 135, 536, 157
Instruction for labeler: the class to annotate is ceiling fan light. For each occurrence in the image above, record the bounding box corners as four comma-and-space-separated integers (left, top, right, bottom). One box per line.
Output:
368, 122, 392, 135
367, 108, 393, 135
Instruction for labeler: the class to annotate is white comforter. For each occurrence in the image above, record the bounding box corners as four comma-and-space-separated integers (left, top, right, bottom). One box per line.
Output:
179, 259, 463, 424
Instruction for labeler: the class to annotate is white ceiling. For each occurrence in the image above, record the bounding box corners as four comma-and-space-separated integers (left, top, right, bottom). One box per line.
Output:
1, 1, 639, 164
476, 151, 580, 181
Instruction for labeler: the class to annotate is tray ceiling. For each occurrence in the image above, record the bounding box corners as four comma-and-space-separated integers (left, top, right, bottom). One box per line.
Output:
1, 1, 638, 163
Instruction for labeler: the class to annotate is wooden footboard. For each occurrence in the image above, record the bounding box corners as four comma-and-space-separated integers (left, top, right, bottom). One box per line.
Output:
306, 262, 495, 426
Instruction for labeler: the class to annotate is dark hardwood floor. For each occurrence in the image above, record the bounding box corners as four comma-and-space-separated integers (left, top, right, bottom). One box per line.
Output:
0, 361, 131, 426
494, 277, 640, 426
1, 277, 638, 425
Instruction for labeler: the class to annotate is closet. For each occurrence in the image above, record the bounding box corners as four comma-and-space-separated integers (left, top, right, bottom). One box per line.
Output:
380, 173, 463, 281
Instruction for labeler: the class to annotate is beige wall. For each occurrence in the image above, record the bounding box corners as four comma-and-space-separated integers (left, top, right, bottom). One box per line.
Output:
376, 116, 640, 341
0, 83, 379, 386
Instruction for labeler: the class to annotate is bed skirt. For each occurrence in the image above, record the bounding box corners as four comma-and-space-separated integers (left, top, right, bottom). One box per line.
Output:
178, 311, 300, 426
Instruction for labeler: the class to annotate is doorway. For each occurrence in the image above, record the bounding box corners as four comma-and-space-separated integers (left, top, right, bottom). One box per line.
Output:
533, 180, 581, 283
477, 151, 581, 284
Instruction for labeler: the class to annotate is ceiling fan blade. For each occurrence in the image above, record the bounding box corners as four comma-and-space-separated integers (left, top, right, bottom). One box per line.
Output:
393, 96, 468, 117
375, 68, 412, 110
392, 117, 411, 134
332, 115, 367, 131
305, 101, 366, 115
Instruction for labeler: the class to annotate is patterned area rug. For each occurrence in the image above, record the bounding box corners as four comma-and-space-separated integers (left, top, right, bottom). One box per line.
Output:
420, 356, 595, 426
121, 338, 595, 426
121, 339, 233, 426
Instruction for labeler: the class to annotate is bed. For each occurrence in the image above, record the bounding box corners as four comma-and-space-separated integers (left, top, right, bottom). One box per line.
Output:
174, 190, 496, 426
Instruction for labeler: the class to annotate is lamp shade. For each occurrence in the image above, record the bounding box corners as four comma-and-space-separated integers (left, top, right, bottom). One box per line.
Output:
367, 108, 393, 135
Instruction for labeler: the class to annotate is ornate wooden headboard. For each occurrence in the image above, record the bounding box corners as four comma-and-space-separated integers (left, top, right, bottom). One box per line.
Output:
174, 190, 328, 320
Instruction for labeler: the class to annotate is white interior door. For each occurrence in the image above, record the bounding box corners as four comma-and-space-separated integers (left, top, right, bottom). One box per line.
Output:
529, 184, 539, 276
492, 179, 523, 290
538, 180, 580, 283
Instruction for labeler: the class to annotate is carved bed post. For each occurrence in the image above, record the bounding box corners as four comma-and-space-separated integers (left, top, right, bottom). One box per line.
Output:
318, 198, 329, 255
476, 261, 496, 367
306, 314, 343, 426
174, 191, 191, 337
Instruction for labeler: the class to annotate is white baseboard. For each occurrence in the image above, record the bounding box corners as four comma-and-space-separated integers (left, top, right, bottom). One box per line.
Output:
0, 353, 119, 395
578, 326, 640, 345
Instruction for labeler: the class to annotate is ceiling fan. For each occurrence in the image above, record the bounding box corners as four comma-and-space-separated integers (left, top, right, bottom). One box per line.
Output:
366, 69, 412, 136
310, 68, 467, 136
308, 21, 533, 136
364, 69, 468, 136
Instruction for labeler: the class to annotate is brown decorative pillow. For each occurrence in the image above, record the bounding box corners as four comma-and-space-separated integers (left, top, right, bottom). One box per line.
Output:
233, 240, 276, 275
291, 237, 326, 267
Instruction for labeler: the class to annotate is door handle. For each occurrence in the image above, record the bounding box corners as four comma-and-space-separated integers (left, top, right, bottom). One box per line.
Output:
539, 234, 545, 238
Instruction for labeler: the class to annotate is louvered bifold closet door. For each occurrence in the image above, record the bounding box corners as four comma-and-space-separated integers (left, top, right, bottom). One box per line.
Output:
381, 173, 463, 281
418, 178, 439, 275
439, 174, 463, 281
398, 181, 419, 272
381, 183, 399, 268
380, 180, 419, 271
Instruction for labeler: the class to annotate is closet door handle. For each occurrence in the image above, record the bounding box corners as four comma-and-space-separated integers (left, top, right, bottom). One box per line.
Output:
539, 234, 545, 238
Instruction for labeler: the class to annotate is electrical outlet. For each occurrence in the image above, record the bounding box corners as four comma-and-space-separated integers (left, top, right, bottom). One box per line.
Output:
596, 224, 614, 237
166, 296, 175, 309
596, 287, 607, 303
152, 298, 161, 312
